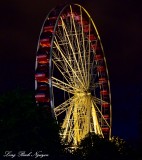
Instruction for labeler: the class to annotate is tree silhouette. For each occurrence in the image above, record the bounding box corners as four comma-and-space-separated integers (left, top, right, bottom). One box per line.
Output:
0, 88, 140, 160
68, 133, 138, 160
0, 89, 62, 159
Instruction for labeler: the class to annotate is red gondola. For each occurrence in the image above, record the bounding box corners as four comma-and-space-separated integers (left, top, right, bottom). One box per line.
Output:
38, 84, 49, 91
78, 20, 88, 25
87, 34, 96, 41
100, 90, 109, 95
97, 66, 105, 72
101, 102, 109, 108
37, 55, 49, 64
96, 44, 101, 51
83, 25, 90, 33
99, 77, 107, 84
35, 93, 49, 103
40, 39, 51, 47
58, 20, 62, 26
74, 15, 81, 21
35, 73, 48, 82
67, 12, 76, 17
95, 55, 103, 61
91, 44, 97, 50
102, 127, 109, 132
49, 16, 58, 20
37, 64, 48, 72
103, 115, 109, 120
43, 26, 54, 32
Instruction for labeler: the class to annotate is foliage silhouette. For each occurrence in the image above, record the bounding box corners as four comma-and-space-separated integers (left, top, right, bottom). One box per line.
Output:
67, 133, 139, 160
0, 89, 62, 159
0, 88, 140, 160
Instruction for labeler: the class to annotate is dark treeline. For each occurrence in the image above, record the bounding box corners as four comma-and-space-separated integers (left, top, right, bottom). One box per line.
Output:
0, 88, 141, 160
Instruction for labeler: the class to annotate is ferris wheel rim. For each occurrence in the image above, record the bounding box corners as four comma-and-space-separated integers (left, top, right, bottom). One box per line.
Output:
35, 3, 112, 145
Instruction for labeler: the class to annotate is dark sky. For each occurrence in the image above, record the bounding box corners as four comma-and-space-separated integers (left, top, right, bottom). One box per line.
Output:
0, 0, 142, 145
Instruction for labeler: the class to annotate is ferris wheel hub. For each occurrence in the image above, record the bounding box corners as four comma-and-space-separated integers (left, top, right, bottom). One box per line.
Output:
75, 91, 91, 97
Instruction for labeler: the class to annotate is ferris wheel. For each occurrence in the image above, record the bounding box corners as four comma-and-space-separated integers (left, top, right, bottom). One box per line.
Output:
35, 3, 112, 146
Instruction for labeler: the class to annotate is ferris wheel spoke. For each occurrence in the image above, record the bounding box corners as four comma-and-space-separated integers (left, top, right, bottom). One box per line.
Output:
62, 105, 74, 129
73, 104, 81, 143
87, 21, 92, 87
54, 39, 86, 89
80, 7, 88, 86
62, 97, 86, 144
51, 76, 78, 94
67, 119, 75, 143
91, 102, 103, 135
52, 58, 73, 85
54, 96, 75, 117
92, 96, 108, 105
92, 99, 110, 127
89, 83, 100, 90
60, 17, 87, 87
52, 46, 78, 86
66, 97, 91, 143
80, 6, 94, 88
69, 6, 87, 86
74, 101, 89, 139
62, 104, 75, 140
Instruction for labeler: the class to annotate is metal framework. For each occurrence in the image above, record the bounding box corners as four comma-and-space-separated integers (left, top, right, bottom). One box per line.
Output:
35, 4, 112, 146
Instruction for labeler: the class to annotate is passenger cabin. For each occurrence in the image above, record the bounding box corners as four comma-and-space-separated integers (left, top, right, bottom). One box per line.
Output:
95, 55, 103, 61
103, 115, 109, 120
49, 16, 58, 20
61, 14, 66, 19
67, 12, 76, 17
91, 44, 97, 50
97, 66, 105, 72
35, 93, 49, 103
37, 47, 50, 55
37, 64, 48, 72
37, 55, 49, 64
35, 73, 48, 82
43, 26, 54, 33
83, 25, 90, 33
96, 44, 101, 51
40, 39, 51, 47
87, 34, 96, 41
58, 20, 62, 26
74, 15, 81, 21
101, 102, 109, 108
102, 127, 109, 132
100, 90, 109, 95
78, 20, 88, 25
37, 83, 49, 91
99, 77, 107, 84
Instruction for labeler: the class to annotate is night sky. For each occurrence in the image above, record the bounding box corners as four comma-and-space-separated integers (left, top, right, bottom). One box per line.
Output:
0, 0, 142, 145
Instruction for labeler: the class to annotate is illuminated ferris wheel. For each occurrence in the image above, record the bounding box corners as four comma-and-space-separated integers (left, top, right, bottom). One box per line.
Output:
35, 3, 112, 146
